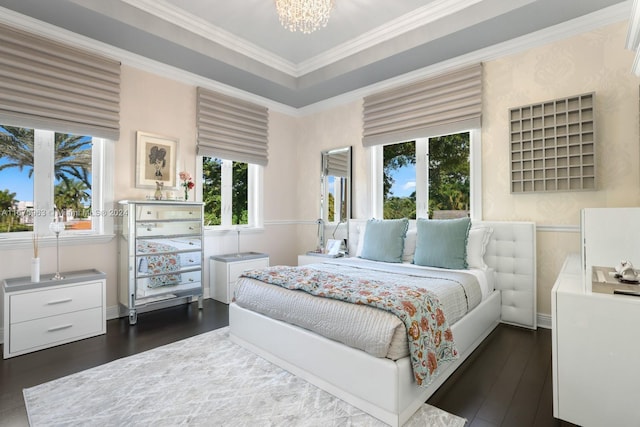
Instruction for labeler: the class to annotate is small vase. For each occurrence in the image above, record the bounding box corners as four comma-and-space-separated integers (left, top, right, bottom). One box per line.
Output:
31, 257, 40, 283
184, 187, 188, 201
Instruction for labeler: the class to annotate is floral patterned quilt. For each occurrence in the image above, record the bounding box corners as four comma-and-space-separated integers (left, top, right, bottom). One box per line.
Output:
137, 240, 182, 288
240, 266, 458, 386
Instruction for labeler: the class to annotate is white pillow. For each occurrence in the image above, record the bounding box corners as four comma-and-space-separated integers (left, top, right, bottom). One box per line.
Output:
467, 226, 493, 270
402, 229, 417, 263
355, 224, 365, 257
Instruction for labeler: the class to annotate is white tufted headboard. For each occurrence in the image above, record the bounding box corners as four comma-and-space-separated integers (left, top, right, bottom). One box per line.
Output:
348, 219, 537, 330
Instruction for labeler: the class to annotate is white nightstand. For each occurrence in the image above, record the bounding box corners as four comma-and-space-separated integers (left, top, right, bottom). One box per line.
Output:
210, 253, 269, 304
3, 269, 106, 359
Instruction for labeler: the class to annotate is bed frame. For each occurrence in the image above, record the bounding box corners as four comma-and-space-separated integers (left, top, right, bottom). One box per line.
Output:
229, 221, 536, 426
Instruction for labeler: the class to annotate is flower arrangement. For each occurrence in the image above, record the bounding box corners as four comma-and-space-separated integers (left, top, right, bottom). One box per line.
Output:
179, 171, 195, 201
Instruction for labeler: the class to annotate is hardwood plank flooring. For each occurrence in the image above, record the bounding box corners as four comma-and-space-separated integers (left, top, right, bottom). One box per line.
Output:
1, 301, 571, 426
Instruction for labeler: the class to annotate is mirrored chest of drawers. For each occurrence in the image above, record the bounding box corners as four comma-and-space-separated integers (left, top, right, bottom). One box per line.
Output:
118, 200, 204, 325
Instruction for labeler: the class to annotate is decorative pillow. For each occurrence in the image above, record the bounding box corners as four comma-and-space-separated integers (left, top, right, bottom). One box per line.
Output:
359, 218, 409, 263
402, 229, 417, 263
413, 217, 471, 269
467, 226, 493, 270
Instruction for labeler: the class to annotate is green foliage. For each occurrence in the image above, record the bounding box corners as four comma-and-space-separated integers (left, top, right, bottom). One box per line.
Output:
382, 134, 469, 219
55, 179, 91, 219
428, 133, 470, 214
232, 162, 248, 225
0, 189, 17, 210
384, 194, 416, 220
327, 192, 335, 222
202, 157, 222, 226
202, 158, 249, 226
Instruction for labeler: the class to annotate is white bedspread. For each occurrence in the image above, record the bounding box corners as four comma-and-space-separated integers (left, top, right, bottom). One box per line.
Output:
234, 258, 491, 360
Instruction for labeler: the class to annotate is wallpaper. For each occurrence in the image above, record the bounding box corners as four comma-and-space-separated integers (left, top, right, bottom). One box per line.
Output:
482, 21, 640, 315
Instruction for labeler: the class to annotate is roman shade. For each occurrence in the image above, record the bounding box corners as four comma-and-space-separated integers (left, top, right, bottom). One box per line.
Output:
197, 87, 269, 166
325, 150, 350, 177
362, 64, 482, 147
0, 23, 120, 140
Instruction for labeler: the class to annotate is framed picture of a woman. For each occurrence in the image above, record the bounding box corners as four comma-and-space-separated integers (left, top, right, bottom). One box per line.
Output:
135, 131, 179, 189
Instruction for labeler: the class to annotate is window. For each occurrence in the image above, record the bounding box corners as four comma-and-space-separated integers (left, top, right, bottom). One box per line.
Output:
0, 125, 111, 237
201, 157, 262, 228
377, 131, 480, 220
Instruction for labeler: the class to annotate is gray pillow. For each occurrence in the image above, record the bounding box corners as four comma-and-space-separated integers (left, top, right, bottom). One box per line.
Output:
413, 217, 471, 269
359, 218, 409, 263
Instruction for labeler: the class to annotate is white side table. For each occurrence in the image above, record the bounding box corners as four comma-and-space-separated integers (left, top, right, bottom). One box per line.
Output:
209, 253, 269, 304
3, 269, 106, 359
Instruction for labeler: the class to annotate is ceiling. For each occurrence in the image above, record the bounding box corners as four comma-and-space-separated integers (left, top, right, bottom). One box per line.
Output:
0, 0, 631, 109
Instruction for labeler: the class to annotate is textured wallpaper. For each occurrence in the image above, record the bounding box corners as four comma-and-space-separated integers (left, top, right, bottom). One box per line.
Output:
482, 21, 640, 315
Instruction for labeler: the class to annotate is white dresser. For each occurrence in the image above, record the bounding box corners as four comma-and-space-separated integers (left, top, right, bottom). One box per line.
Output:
552, 253, 640, 426
210, 253, 269, 304
3, 269, 106, 359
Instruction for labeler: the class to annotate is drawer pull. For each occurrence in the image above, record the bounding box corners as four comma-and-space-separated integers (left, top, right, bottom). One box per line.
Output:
47, 298, 72, 305
147, 211, 152, 215
48, 324, 73, 332
189, 278, 194, 282
189, 226, 194, 230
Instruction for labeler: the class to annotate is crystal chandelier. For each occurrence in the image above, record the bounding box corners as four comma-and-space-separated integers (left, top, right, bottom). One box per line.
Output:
275, 0, 335, 34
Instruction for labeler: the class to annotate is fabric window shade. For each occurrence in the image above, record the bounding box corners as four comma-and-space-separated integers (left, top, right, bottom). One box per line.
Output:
197, 88, 269, 166
0, 23, 120, 140
325, 150, 349, 177
363, 64, 482, 147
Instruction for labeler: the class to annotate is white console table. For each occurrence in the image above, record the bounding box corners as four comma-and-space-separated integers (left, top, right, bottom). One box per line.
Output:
3, 269, 106, 359
552, 253, 640, 426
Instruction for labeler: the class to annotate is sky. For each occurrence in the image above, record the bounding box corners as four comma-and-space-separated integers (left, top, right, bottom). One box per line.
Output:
388, 164, 416, 198
0, 161, 33, 202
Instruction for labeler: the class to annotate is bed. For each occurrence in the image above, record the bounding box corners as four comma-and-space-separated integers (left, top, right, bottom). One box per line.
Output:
229, 219, 536, 426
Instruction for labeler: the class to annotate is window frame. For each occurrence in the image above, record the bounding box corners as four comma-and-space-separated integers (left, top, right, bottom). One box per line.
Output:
0, 129, 114, 249
197, 156, 264, 232
372, 129, 482, 220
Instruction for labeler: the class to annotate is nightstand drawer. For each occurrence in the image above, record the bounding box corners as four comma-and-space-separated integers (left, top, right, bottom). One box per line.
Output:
10, 282, 103, 324
10, 307, 103, 354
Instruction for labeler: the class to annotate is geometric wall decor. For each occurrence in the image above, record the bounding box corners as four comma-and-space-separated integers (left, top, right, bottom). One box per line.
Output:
510, 92, 596, 193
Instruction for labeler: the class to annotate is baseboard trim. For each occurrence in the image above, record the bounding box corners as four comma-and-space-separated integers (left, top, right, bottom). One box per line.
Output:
537, 313, 552, 329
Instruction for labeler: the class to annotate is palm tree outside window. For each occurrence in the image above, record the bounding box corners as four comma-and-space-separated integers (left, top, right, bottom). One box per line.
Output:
0, 125, 94, 234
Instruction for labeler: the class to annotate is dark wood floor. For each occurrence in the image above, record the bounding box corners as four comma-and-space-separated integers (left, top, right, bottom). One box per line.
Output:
1, 300, 571, 426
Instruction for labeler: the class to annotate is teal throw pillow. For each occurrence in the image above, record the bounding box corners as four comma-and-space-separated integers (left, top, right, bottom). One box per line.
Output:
413, 217, 471, 269
360, 218, 409, 263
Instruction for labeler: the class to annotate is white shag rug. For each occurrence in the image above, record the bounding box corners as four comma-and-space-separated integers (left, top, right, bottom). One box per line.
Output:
23, 327, 466, 426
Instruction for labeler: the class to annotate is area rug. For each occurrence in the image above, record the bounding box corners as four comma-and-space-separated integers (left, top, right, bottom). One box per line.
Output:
24, 327, 466, 426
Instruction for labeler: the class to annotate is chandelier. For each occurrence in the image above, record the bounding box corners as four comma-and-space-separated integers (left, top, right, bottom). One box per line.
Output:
275, 0, 335, 34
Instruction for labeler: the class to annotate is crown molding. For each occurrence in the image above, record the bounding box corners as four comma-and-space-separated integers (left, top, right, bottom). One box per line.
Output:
121, 0, 299, 76
122, 0, 487, 78
298, 1, 632, 116
297, 0, 484, 75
